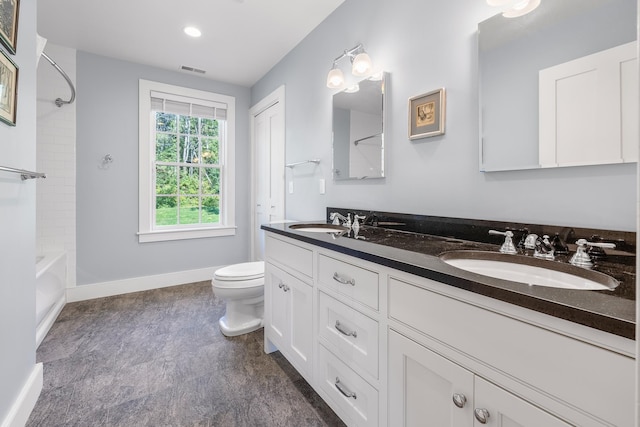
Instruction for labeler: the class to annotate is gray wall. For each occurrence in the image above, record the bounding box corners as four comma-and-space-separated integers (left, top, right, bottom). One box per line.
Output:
76, 52, 251, 285
0, 0, 38, 421
251, 0, 637, 231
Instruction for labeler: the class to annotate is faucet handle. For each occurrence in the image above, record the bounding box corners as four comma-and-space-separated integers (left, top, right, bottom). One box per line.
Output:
569, 239, 616, 269
488, 230, 517, 254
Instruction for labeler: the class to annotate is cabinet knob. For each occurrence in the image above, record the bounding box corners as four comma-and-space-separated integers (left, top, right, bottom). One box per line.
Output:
474, 408, 490, 424
452, 393, 467, 408
278, 282, 289, 292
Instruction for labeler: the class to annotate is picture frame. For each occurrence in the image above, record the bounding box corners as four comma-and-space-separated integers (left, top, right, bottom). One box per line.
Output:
408, 88, 446, 140
0, 0, 19, 54
0, 48, 18, 126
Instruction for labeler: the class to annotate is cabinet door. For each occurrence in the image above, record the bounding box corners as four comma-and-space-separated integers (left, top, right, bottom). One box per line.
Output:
388, 330, 474, 427
287, 272, 313, 376
265, 264, 288, 348
473, 377, 572, 427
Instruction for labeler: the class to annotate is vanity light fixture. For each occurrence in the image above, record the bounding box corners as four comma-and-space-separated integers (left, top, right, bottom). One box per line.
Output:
487, 0, 541, 18
326, 44, 374, 89
184, 26, 202, 37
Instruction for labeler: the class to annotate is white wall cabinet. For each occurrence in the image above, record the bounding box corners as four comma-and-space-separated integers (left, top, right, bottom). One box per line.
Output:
388, 330, 572, 427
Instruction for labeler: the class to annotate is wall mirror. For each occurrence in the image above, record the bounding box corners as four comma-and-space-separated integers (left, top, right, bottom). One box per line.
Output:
332, 73, 386, 180
479, 0, 637, 172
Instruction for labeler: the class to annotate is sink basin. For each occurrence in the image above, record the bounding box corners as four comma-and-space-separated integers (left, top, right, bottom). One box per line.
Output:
439, 251, 618, 291
288, 223, 349, 233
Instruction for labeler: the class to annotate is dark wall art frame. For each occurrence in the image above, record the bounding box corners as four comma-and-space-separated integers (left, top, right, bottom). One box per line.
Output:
0, 48, 18, 126
0, 0, 19, 54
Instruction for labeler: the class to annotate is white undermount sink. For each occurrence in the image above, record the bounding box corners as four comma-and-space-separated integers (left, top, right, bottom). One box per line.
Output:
440, 251, 618, 291
288, 223, 349, 233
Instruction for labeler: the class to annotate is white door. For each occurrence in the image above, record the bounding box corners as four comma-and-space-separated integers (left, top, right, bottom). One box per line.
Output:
251, 86, 285, 261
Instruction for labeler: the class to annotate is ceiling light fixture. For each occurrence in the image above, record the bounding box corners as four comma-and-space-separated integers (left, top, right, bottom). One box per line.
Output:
487, 0, 541, 18
326, 43, 374, 89
184, 26, 202, 37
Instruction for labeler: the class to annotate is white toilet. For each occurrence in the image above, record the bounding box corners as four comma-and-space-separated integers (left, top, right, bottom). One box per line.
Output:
211, 261, 265, 337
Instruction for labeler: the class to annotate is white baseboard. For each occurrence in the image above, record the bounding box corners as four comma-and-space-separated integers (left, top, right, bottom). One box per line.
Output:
36, 296, 66, 348
66, 265, 222, 302
1, 363, 43, 427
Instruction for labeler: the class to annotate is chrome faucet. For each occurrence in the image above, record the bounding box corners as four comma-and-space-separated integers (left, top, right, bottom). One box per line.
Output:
351, 214, 366, 233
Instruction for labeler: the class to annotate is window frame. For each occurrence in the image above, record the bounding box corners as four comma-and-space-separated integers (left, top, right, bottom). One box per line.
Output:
138, 79, 236, 243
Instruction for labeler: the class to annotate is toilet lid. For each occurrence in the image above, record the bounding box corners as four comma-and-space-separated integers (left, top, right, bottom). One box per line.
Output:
214, 261, 265, 281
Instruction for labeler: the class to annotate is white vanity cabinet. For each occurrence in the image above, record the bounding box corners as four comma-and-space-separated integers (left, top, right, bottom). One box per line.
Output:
263, 231, 635, 427
388, 330, 572, 427
264, 236, 314, 380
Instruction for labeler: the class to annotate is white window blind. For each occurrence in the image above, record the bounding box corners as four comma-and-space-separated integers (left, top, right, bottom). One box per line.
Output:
150, 90, 228, 120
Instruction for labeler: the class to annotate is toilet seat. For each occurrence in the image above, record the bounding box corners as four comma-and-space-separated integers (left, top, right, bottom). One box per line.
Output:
213, 261, 264, 289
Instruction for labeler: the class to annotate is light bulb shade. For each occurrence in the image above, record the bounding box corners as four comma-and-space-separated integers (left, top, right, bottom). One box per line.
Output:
326, 68, 345, 88
502, 0, 540, 17
352, 52, 372, 76
486, 0, 510, 6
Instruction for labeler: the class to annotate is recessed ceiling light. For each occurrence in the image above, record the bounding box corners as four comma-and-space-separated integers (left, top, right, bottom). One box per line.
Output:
184, 26, 202, 38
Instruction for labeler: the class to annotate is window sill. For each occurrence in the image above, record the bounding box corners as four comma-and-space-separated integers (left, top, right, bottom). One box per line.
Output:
138, 226, 236, 243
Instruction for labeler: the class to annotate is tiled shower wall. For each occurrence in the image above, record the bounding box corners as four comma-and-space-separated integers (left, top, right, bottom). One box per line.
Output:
36, 42, 76, 287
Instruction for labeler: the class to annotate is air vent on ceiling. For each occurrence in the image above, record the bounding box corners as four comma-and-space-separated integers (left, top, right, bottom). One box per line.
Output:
181, 65, 206, 74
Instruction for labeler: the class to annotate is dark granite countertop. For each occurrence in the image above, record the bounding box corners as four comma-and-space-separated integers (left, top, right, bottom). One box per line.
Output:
262, 221, 636, 340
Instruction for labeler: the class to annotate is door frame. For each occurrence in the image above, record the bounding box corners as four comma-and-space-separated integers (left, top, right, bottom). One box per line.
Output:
249, 85, 286, 261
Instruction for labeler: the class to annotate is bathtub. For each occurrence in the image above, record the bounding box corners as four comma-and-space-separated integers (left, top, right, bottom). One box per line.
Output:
36, 252, 67, 347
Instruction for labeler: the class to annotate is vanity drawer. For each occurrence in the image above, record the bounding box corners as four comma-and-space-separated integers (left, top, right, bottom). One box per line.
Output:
266, 235, 313, 278
318, 291, 379, 380
318, 254, 379, 310
317, 344, 379, 427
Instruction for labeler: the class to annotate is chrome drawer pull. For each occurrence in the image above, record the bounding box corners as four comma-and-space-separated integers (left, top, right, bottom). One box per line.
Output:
474, 408, 490, 424
335, 377, 357, 399
335, 320, 357, 338
333, 272, 355, 286
278, 282, 289, 292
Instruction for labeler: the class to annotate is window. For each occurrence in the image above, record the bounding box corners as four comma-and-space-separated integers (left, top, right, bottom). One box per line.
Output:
138, 80, 236, 242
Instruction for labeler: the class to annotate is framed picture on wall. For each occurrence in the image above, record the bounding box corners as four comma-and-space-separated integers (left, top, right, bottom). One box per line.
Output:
0, 49, 18, 126
408, 88, 446, 140
0, 0, 19, 54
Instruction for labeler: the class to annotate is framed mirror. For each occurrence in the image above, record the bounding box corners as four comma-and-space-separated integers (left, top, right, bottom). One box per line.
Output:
479, 0, 637, 172
332, 73, 386, 180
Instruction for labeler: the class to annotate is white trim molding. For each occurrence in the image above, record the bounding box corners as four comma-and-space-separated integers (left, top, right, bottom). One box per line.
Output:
1, 363, 43, 427
138, 79, 236, 243
66, 265, 224, 302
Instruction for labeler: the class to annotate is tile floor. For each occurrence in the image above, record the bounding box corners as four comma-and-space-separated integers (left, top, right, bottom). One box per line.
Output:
27, 281, 345, 427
